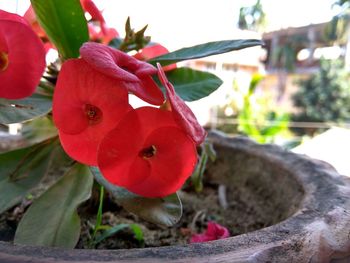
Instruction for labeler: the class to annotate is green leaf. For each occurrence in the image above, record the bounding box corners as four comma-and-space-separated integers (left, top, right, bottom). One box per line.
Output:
90, 167, 182, 227
158, 67, 223, 101
31, 0, 89, 59
21, 116, 58, 145
94, 223, 129, 245
0, 139, 58, 214
94, 223, 144, 246
191, 149, 208, 193
14, 163, 94, 248
148, 39, 263, 66
92, 185, 104, 239
129, 224, 144, 243
204, 142, 217, 162
0, 94, 52, 124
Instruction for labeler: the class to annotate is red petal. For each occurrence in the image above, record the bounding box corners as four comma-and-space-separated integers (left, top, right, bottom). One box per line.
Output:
98, 107, 175, 184
80, 42, 153, 81
0, 9, 28, 25
134, 43, 176, 71
98, 107, 197, 197
80, 0, 105, 25
23, 5, 47, 39
157, 64, 207, 145
206, 222, 230, 239
100, 26, 119, 44
97, 109, 145, 186
80, 42, 164, 105
190, 222, 230, 243
127, 126, 197, 197
134, 44, 170, 61
0, 10, 45, 99
53, 59, 131, 165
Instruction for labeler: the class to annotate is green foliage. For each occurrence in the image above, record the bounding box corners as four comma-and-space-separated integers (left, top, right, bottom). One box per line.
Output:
0, 138, 59, 214
270, 35, 307, 72
14, 163, 93, 248
334, 0, 350, 6
191, 141, 217, 192
0, 94, 52, 124
292, 59, 350, 130
88, 184, 144, 248
117, 17, 151, 52
325, 14, 350, 43
21, 116, 58, 145
217, 74, 289, 143
324, 0, 350, 43
238, 0, 267, 32
31, 0, 89, 59
90, 167, 183, 227
157, 67, 223, 102
238, 74, 289, 143
272, 44, 297, 72
92, 223, 144, 248
91, 185, 105, 242
148, 39, 263, 66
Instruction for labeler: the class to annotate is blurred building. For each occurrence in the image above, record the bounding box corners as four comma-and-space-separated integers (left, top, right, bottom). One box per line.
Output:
260, 22, 348, 112
182, 29, 265, 126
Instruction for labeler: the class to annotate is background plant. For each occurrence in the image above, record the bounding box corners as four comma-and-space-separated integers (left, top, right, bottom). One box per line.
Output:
291, 58, 350, 135
217, 74, 289, 144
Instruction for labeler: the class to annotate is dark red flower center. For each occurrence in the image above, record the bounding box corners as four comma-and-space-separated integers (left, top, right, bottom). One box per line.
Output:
139, 145, 157, 159
0, 51, 9, 72
84, 104, 103, 125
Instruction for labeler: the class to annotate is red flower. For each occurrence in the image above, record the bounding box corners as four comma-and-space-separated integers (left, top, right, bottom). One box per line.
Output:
0, 10, 45, 99
23, 6, 47, 39
81, 0, 119, 44
134, 43, 176, 71
157, 64, 206, 145
97, 107, 197, 198
53, 59, 131, 165
80, 0, 106, 26
88, 23, 118, 45
80, 42, 164, 105
190, 222, 230, 243
23, 5, 55, 52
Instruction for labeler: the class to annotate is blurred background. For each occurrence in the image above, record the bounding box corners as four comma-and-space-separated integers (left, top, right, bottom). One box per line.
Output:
2, 0, 350, 175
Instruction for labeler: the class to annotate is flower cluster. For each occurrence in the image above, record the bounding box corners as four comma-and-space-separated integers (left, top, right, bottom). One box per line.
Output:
52, 42, 206, 197
1, 3, 206, 198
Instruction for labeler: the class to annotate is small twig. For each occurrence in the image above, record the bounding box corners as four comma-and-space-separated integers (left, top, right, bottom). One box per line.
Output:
218, 184, 228, 209
190, 210, 206, 231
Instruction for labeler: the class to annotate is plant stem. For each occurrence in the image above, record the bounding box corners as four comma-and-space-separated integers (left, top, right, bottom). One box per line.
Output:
91, 185, 104, 243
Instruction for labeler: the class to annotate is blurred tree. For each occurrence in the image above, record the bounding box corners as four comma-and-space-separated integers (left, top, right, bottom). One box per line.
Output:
292, 59, 350, 135
324, 0, 350, 43
238, 0, 267, 32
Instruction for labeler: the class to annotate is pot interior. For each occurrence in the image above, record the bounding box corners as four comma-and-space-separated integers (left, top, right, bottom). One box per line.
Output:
205, 141, 305, 230
0, 138, 305, 249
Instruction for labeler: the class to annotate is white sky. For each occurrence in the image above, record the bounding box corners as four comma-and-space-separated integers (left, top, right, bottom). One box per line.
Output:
0, 0, 338, 50
97, 0, 338, 50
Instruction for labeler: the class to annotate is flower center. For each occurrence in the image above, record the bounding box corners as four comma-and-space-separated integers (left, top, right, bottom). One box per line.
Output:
84, 104, 103, 125
0, 52, 9, 72
139, 145, 157, 159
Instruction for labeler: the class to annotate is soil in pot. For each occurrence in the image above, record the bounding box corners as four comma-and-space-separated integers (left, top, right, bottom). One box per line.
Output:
0, 176, 298, 250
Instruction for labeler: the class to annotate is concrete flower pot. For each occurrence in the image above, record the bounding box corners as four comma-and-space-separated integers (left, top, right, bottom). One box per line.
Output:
1, 130, 350, 262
